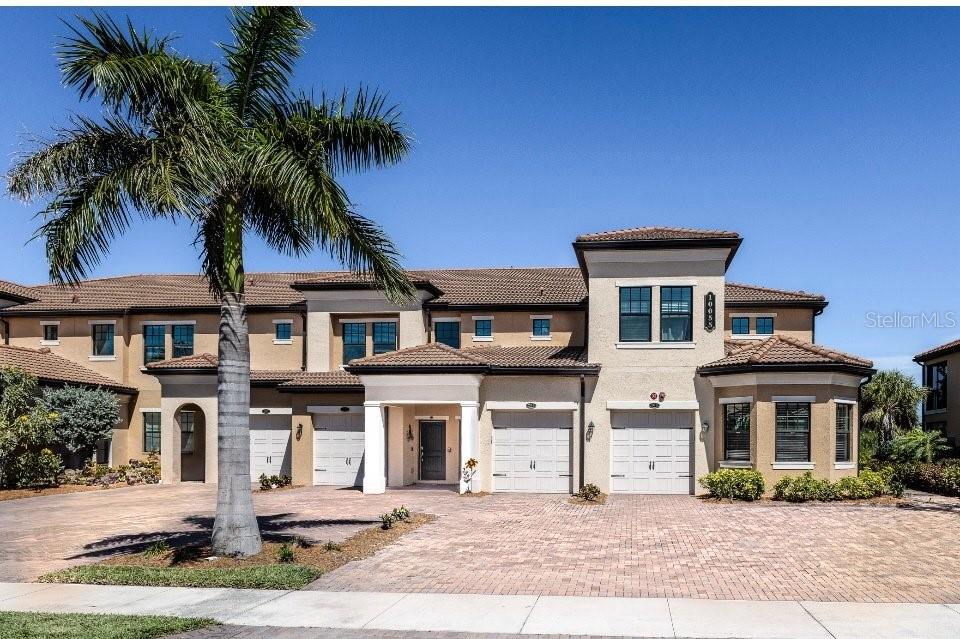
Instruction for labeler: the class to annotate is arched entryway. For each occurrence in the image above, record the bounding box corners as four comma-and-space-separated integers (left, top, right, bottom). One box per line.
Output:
175, 404, 206, 482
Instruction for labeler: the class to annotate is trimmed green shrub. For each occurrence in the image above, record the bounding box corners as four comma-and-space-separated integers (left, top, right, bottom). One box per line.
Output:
890, 428, 950, 464
895, 459, 960, 497
772, 472, 835, 502
13, 448, 64, 488
698, 469, 765, 501
276, 543, 295, 563
773, 469, 899, 502
576, 483, 604, 501
833, 476, 872, 500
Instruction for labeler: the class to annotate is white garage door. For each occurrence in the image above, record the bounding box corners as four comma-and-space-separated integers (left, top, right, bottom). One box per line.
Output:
250, 414, 291, 480
611, 410, 693, 494
493, 411, 572, 493
313, 413, 365, 486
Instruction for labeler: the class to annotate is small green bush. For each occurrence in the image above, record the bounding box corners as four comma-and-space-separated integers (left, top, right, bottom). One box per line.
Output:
143, 539, 171, 557
258, 474, 273, 491
698, 469, 765, 501
894, 459, 960, 497
391, 506, 410, 521
576, 483, 604, 501
772, 472, 835, 502
890, 428, 950, 463
833, 476, 872, 500
323, 540, 342, 552
773, 469, 899, 502
379, 513, 395, 530
276, 543, 295, 563
13, 448, 64, 488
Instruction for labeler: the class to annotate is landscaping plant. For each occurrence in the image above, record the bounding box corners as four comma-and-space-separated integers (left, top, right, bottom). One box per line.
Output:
40, 385, 120, 464
276, 543, 295, 563
379, 513, 395, 530
698, 469, 765, 501
0, 367, 64, 489
860, 371, 928, 453
8, 7, 413, 557
889, 428, 950, 463
772, 470, 899, 502
576, 483, 604, 502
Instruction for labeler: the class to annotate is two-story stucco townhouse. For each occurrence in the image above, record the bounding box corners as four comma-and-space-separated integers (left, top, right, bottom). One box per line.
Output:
0, 227, 874, 495
914, 339, 958, 445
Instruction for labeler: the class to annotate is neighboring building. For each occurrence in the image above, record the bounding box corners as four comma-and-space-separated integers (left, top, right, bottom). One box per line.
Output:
914, 339, 959, 445
0, 227, 873, 494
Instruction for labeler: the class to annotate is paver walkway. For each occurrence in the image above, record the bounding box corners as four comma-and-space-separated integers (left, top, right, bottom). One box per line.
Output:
2, 484, 959, 602
3, 583, 960, 639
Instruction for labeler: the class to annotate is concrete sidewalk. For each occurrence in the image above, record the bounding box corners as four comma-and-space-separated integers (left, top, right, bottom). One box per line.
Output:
2, 582, 960, 639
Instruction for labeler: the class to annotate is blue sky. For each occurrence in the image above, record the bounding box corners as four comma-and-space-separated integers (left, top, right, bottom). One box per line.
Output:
1, 7, 958, 376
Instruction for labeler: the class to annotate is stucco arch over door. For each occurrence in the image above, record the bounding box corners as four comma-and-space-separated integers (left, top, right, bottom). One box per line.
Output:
175, 403, 206, 482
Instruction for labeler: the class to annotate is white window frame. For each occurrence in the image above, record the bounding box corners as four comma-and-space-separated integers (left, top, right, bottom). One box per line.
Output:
530, 314, 553, 341
273, 319, 294, 345
88, 319, 117, 361
472, 315, 494, 342
40, 320, 60, 346
615, 281, 700, 349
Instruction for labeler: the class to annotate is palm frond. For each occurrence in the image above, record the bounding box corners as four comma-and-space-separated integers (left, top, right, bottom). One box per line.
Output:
274, 88, 411, 174
59, 12, 220, 121
222, 6, 310, 123
240, 139, 414, 302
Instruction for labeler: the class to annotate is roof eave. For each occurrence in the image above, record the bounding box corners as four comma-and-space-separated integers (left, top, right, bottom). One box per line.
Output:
725, 300, 828, 310
573, 237, 743, 274
278, 384, 364, 393
914, 345, 960, 363
424, 301, 587, 311
344, 364, 488, 375
697, 363, 875, 377
291, 280, 443, 298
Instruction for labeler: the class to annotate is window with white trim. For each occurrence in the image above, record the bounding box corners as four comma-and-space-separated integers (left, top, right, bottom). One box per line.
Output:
372, 321, 397, 354
724, 403, 751, 462
143, 412, 161, 453
731, 317, 749, 335
775, 402, 811, 462
92, 323, 115, 357
172, 324, 194, 357
836, 403, 851, 463
144, 325, 165, 363
435, 321, 460, 348
660, 286, 693, 342
756, 316, 774, 335
474, 318, 492, 338
179, 411, 195, 453
343, 322, 366, 362
532, 317, 551, 337
42, 323, 59, 343
619, 287, 651, 342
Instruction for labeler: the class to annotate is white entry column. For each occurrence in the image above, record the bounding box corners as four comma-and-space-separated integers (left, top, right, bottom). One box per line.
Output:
459, 401, 480, 494
363, 401, 386, 494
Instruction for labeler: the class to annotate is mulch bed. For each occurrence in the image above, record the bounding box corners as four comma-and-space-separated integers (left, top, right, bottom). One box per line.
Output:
567, 494, 608, 505
101, 512, 436, 574
0, 483, 128, 502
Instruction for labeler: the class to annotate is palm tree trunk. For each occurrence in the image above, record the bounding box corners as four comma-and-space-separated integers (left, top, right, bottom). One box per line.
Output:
211, 200, 262, 557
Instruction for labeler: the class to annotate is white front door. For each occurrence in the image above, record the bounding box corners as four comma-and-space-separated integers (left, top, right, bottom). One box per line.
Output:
610, 410, 693, 494
492, 411, 572, 493
249, 415, 292, 480
313, 412, 365, 486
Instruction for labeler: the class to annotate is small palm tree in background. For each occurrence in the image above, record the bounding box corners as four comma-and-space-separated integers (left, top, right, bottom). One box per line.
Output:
7, 7, 413, 556
861, 370, 928, 454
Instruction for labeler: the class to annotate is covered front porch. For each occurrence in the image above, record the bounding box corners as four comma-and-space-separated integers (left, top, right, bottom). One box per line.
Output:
359, 373, 481, 495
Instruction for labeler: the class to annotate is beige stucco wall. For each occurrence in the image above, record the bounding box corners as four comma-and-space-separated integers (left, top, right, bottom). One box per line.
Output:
329, 314, 401, 367
582, 249, 729, 493
723, 307, 815, 342
919, 351, 959, 445
711, 381, 861, 488
430, 310, 585, 348
288, 392, 364, 486
392, 404, 461, 485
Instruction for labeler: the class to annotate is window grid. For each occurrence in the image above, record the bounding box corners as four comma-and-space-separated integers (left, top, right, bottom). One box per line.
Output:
532, 318, 551, 337
274, 321, 292, 341
143, 325, 166, 363
171, 325, 194, 358
775, 402, 811, 462
372, 322, 397, 355
474, 319, 492, 337
619, 286, 652, 342
435, 321, 461, 348
343, 322, 366, 363
836, 403, 852, 463
179, 411, 195, 454
925, 362, 947, 411
92, 324, 115, 357
43, 324, 59, 342
756, 317, 774, 335
143, 412, 161, 453
731, 317, 749, 335
724, 403, 751, 461
660, 286, 693, 342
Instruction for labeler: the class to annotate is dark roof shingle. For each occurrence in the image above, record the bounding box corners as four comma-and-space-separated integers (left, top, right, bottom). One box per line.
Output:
725, 282, 826, 306
576, 227, 740, 242
346, 343, 597, 374
0, 344, 136, 393
0, 279, 39, 302
144, 353, 301, 383
914, 338, 960, 363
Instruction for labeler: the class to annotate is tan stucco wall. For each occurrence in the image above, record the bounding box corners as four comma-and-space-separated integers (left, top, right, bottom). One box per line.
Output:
329, 314, 401, 367
582, 250, 729, 493
723, 307, 815, 342
431, 310, 585, 348
392, 404, 460, 485
712, 382, 860, 488
919, 351, 960, 445
288, 392, 364, 486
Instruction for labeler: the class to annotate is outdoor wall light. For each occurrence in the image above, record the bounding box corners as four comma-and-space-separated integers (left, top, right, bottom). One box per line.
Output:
701, 421, 710, 434
296, 424, 303, 441
406, 425, 414, 441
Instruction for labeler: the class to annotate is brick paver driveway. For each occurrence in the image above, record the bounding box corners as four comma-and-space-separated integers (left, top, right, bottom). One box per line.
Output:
2, 484, 958, 602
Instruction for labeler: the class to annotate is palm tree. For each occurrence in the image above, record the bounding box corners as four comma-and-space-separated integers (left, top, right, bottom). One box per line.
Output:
7, 8, 414, 556
861, 370, 928, 450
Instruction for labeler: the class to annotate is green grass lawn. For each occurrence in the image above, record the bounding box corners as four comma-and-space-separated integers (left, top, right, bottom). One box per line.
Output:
0, 611, 212, 639
39, 564, 322, 590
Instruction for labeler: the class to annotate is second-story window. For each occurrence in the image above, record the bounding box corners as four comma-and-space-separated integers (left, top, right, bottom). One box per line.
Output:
619, 286, 651, 342
660, 286, 693, 342
343, 322, 366, 363
42, 323, 59, 343
373, 322, 397, 354
532, 317, 551, 339
756, 317, 774, 335
172, 324, 194, 357
474, 318, 492, 338
144, 325, 166, 363
731, 317, 749, 335
91, 323, 115, 357
273, 320, 293, 344
925, 362, 947, 411
435, 320, 461, 348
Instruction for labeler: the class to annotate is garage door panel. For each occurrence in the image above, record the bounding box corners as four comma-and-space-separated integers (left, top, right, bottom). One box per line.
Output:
313, 413, 364, 486
249, 415, 291, 481
610, 410, 693, 495
492, 412, 572, 493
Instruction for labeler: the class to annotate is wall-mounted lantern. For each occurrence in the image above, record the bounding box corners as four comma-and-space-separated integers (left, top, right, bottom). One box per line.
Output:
295, 423, 303, 441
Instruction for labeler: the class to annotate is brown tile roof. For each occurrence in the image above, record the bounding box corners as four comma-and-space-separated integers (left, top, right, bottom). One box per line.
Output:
0, 270, 820, 313
346, 343, 598, 374
914, 338, 960, 363
576, 226, 741, 242
277, 370, 363, 390
0, 279, 39, 302
144, 353, 301, 383
700, 336, 873, 375
0, 344, 136, 394
726, 282, 826, 306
